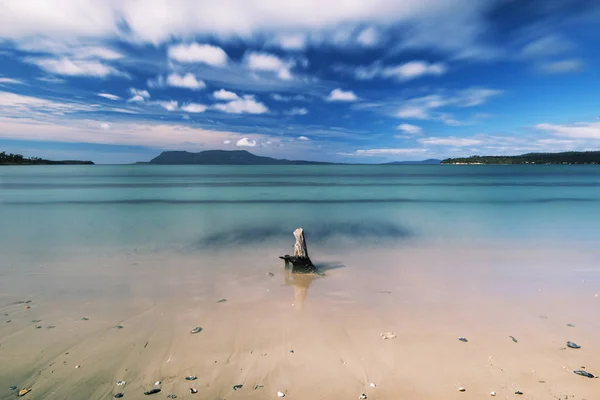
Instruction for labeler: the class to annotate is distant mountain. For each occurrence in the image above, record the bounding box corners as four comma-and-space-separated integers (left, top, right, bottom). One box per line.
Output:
441, 151, 600, 165
147, 150, 332, 165
383, 159, 441, 165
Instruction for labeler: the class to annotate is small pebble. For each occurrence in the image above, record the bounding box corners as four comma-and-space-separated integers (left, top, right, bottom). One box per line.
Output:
75, 365, 81, 369
216, 299, 227, 303
458, 387, 466, 392
185, 376, 197, 381
10, 386, 17, 390
290, 350, 294, 353
369, 383, 376, 388
233, 385, 243, 390
359, 394, 367, 399
509, 336, 518, 343
116, 381, 126, 386
254, 385, 264, 390
190, 327, 203, 334
458, 337, 468, 343
190, 388, 198, 394
113, 325, 124, 329
573, 370, 595, 378
114, 394, 124, 399
268, 272, 275, 277
277, 391, 286, 397
566, 323, 575, 327
167, 395, 177, 399
154, 381, 161, 386
515, 391, 523, 395
490, 391, 496, 396
35, 325, 42, 329
81, 317, 89, 321
144, 388, 161, 395
5, 320, 11, 323
18, 388, 31, 397
380, 332, 396, 340
47, 325, 55, 329
567, 341, 581, 349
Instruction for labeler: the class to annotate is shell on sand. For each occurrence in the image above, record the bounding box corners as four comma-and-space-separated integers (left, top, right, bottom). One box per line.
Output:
380, 332, 396, 340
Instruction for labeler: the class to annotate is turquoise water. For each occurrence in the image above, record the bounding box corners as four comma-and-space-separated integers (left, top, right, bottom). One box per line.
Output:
1, 165, 600, 256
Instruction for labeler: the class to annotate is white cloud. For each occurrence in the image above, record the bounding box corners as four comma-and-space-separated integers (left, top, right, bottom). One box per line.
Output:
326, 88, 358, 102
166, 73, 206, 90
538, 59, 584, 74
111, 108, 139, 114
213, 89, 239, 100
356, 26, 379, 47
181, 103, 207, 113
395, 107, 429, 119
353, 148, 428, 156
0, 77, 24, 84
223, 140, 232, 144
213, 95, 268, 114
127, 88, 150, 103
298, 136, 310, 140
156, 100, 178, 111
97, 93, 120, 100
28, 58, 125, 78
520, 35, 573, 58
236, 138, 257, 147
285, 107, 308, 116
349, 60, 446, 81
245, 52, 292, 80
396, 123, 422, 134
0, 92, 95, 117
535, 122, 600, 140
419, 137, 482, 146
168, 43, 228, 67
278, 34, 306, 50
100, 122, 111, 130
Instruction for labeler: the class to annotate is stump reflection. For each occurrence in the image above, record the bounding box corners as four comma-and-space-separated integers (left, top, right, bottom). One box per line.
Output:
283, 268, 319, 310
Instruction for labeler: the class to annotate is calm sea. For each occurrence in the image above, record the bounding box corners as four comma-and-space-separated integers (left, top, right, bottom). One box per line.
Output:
1, 165, 600, 258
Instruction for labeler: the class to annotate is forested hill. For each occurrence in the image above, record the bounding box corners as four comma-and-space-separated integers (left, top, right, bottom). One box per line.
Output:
441, 151, 600, 165
0, 152, 94, 165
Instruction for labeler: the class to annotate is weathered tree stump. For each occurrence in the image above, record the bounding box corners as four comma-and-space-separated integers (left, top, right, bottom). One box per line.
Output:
279, 228, 316, 273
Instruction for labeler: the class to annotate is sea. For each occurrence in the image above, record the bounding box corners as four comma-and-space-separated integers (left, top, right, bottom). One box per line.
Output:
1, 164, 600, 255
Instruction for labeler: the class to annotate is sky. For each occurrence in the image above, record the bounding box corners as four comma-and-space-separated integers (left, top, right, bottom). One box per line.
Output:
1, 0, 600, 164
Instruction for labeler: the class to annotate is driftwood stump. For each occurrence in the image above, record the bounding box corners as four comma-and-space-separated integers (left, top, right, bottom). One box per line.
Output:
279, 228, 316, 273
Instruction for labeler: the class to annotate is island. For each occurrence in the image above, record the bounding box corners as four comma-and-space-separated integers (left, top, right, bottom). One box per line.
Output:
0, 152, 94, 165
441, 151, 600, 165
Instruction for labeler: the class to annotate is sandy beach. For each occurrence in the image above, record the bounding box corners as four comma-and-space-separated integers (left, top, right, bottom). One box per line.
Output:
1, 241, 599, 400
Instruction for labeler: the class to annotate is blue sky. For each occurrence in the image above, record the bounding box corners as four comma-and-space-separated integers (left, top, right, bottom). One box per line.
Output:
1, 0, 600, 164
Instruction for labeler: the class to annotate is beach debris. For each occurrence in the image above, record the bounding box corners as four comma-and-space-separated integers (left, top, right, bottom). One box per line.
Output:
116, 381, 126, 386
216, 299, 227, 303
573, 370, 596, 378
18, 388, 31, 397
566, 323, 575, 327
81, 317, 89, 321
254, 385, 264, 390
114, 394, 124, 398
113, 325, 124, 329
359, 394, 367, 399
277, 391, 286, 397
233, 385, 243, 390
154, 381, 161, 386
515, 391, 523, 395
490, 391, 496, 396
458, 387, 466, 392
369, 383, 376, 388
190, 388, 198, 394
509, 336, 518, 343
185, 376, 197, 381
190, 326, 203, 334
268, 272, 275, 277
458, 337, 468, 342
567, 341, 581, 349
167, 395, 177, 399
144, 388, 161, 395
380, 332, 396, 340
279, 228, 316, 273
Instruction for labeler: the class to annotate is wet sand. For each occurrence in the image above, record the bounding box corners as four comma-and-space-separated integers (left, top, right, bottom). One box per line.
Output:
1, 242, 599, 399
